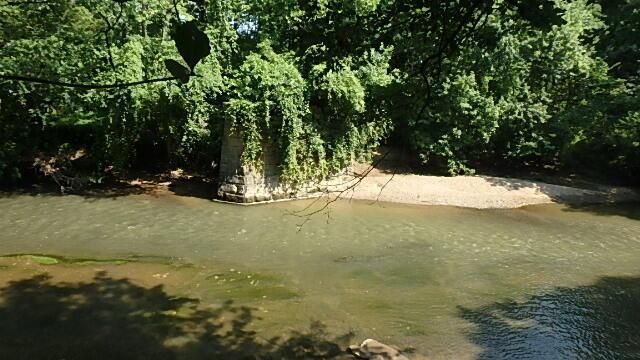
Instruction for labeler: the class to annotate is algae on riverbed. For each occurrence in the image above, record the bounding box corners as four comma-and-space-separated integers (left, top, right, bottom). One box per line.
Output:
0, 253, 181, 267
29, 255, 60, 265
205, 270, 301, 301
0, 253, 302, 305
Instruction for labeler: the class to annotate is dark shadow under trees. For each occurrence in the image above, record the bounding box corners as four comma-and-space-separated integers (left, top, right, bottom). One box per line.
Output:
0, 272, 353, 359
0, 173, 218, 201
458, 276, 640, 360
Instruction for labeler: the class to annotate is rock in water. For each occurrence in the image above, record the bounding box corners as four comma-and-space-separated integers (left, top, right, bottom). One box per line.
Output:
347, 339, 410, 360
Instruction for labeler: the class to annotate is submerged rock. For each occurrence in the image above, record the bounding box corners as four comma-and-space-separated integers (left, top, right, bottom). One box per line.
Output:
348, 339, 410, 360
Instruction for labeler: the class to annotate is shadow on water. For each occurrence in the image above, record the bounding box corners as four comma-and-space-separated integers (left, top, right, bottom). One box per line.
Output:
482, 176, 640, 220
0, 272, 353, 359
0, 182, 148, 199
458, 276, 640, 359
561, 202, 640, 221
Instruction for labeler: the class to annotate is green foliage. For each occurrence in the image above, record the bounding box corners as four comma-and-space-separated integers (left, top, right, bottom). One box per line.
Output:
597, 0, 640, 78
562, 81, 640, 180
406, 0, 636, 178
322, 66, 366, 114
0, 0, 229, 180
225, 42, 395, 185
225, 43, 316, 183
1, 0, 638, 186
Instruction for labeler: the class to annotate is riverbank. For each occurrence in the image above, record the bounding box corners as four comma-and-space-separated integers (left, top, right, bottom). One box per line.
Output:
343, 167, 640, 209
5, 168, 638, 210
159, 169, 639, 209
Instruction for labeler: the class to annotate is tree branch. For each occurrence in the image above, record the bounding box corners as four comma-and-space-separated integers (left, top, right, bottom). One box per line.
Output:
1, 0, 55, 5
0, 74, 178, 89
289, 149, 394, 229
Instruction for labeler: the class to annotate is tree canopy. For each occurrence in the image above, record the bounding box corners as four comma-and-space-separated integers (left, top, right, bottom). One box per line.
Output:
1, 0, 638, 185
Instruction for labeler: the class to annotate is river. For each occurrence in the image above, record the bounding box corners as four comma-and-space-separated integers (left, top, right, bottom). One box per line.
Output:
0, 192, 639, 359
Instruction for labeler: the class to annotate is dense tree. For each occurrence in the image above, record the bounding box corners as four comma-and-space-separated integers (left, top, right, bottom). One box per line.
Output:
1, 0, 229, 180
1, 0, 638, 185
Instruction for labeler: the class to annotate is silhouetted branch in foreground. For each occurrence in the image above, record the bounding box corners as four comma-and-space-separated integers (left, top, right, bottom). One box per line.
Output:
290, 149, 394, 230
0, 74, 179, 89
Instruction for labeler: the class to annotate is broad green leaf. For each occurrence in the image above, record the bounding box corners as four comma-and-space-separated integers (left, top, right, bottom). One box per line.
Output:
172, 21, 211, 71
164, 59, 191, 84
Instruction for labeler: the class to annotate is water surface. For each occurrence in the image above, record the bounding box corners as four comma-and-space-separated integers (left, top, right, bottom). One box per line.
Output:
0, 192, 639, 359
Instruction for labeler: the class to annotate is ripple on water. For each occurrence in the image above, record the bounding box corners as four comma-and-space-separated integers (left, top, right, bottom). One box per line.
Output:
0, 194, 639, 358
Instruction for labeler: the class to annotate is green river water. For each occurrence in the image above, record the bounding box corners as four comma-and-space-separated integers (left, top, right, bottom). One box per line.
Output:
0, 192, 639, 359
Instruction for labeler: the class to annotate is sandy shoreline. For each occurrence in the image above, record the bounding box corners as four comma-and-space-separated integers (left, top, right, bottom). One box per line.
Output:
8, 169, 637, 210
341, 169, 640, 209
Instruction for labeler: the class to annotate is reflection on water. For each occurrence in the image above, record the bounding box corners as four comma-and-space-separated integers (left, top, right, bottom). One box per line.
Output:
0, 193, 639, 358
459, 276, 640, 360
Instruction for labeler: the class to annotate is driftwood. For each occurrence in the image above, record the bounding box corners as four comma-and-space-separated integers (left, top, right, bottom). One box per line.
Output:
33, 155, 87, 194
49, 172, 87, 193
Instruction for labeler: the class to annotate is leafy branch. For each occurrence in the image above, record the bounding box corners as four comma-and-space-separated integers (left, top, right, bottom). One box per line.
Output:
2, 3, 211, 88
